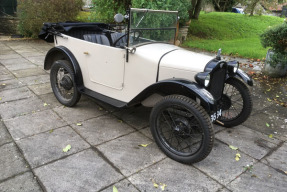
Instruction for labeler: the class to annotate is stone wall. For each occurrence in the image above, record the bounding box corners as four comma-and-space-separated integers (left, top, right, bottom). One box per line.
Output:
0, 16, 18, 34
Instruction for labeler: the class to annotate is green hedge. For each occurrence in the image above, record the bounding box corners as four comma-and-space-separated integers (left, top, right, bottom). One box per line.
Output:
18, 0, 83, 37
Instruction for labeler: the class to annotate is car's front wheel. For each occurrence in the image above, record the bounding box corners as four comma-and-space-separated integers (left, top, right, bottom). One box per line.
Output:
50, 60, 81, 107
217, 77, 252, 127
150, 95, 214, 164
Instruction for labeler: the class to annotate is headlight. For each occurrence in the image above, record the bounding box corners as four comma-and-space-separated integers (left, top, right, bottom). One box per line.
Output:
227, 61, 239, 74
195, 72, 210, 87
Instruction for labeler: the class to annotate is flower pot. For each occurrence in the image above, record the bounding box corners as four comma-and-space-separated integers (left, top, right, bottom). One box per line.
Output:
263, 49, 287, 77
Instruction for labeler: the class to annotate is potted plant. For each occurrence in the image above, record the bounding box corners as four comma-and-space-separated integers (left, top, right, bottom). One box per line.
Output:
260, 22, 287, 77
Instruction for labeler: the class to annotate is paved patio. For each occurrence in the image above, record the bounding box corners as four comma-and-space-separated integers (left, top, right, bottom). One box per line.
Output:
0, 39, 286, 192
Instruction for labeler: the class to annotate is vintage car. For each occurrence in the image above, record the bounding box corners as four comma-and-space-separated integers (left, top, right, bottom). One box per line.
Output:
39, 8, 253, 164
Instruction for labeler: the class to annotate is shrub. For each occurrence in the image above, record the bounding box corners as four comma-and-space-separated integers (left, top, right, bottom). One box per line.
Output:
91, 0, 130, 23
91, 0, 190, 25
132, 0, 191, 25
17, 0, 83, 37
260, 22, 287, 67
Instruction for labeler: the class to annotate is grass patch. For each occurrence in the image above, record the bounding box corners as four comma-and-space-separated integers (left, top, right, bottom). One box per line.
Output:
183, 12, 284, 59
76, 11, 92, 22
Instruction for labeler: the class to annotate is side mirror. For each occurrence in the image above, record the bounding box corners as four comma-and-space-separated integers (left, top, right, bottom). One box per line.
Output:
114, 14, 124, 23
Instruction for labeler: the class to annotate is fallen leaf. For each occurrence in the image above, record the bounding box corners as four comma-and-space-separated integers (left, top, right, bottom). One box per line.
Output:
139, 143, 151, 147
266, 123, 270, 127
268, 134, 273, 138
267, 98, 272, 102
49, 129, 53, 133
276, 95, 280, 98
284, 171, 287, 174
153, 182, 159, 188
118, 120, 123, 123
160, 183, 167, 191
235, 153, 241, 161
43, 103, 48, 107
113, 186, 118, 192
98, 107, 103, 111
76, 123, 82, 126
251, 174, 257, 178
0, 97, 2, 100
63, 144, 71, 152
2, 83, 6, 86
229, 145, 238, 150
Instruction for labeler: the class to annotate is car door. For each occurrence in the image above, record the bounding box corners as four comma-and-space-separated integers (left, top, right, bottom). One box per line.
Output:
84, 44, 125, 90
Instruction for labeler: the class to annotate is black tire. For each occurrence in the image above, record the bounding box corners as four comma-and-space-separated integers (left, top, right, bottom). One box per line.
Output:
217, 77, 252, 127
150, 95, 214, 164
50, 60, 81, 107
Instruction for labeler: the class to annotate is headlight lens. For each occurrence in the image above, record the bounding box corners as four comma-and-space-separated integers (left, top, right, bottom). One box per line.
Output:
204, 74, 210, 87
195, 72, 210, 87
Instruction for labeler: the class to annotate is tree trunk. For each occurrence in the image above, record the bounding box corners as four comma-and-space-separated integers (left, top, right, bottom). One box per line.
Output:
189, 0, 197, 19
191, 0, 203, 20
249, 0, 260, 16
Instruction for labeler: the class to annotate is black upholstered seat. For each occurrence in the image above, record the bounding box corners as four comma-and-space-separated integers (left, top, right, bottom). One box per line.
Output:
83, 34, 110, 46
110, 32, 127, 47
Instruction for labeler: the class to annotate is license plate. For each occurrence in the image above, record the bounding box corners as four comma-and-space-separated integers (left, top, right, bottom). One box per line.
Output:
210, 109, 222, 122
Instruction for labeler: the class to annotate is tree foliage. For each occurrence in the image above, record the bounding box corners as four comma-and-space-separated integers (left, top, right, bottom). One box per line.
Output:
212, 0, 237, 12
92, 0, 131, 23
17, 0, 83, 37
132, 0, 191, 24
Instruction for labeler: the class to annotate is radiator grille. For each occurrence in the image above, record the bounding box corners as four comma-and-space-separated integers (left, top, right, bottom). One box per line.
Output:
208, 68, 226, 100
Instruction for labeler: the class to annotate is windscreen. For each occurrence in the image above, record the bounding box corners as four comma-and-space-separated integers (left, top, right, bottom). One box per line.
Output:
129, 8, 178, 46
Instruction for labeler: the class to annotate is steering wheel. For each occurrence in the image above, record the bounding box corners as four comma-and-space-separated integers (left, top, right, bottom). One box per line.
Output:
112, 33, 128, 47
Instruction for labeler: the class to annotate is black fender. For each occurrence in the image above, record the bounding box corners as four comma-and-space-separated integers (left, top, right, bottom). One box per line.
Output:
127, 78, 217, 113
44, 46, 84, 89
228, 69, 253, 86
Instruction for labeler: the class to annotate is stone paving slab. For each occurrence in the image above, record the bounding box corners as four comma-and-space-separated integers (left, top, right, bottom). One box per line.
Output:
0, 54, 22, 60
26, 56, 45, 66
28, 82, 53, 95
227, 162, 287, 192
243, 112, 287, 142
16, 126, 90, 168
34, 149, 123, 192
97, 132, 166, 176
38, 93, 64, 109
12, 67, 47, 78
216, 125, 281, 160
0, 65, 14, 81
113, 106, 151, 129
71, 114, 135, 146
0, 119, 12, 146
53, 100, 107, 124
4, 62, 37, 71
0, 96, 46, 120
18, 75, 50, 86
0, 78, 25, 91
0, 87, 35, 103
4, 109, 67, 140
193, 140, 255, 185
0, 172, 42, 192
263, 142, 287, 172
0, 143, 29, 182
129, 158, 222, 192
102, 179, 139, 192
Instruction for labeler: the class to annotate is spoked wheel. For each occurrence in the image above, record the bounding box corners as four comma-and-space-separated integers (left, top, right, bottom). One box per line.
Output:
50, 60, 81, 107
150, 95, 214, 164
217, 77, 252, 127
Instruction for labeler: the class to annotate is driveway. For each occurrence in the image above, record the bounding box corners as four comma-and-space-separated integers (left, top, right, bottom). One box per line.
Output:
0, 39, 286, 192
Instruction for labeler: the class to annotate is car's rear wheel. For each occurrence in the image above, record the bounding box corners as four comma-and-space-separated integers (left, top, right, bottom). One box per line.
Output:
50, 60, 81, 107
217, 77, 252, 127
150, 95, 214, 164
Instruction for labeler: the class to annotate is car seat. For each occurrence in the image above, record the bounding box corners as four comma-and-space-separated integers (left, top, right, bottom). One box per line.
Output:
83, 34, 110, 46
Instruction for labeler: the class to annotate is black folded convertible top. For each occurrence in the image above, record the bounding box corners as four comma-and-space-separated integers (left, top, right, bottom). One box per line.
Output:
38, 22, 110, 43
